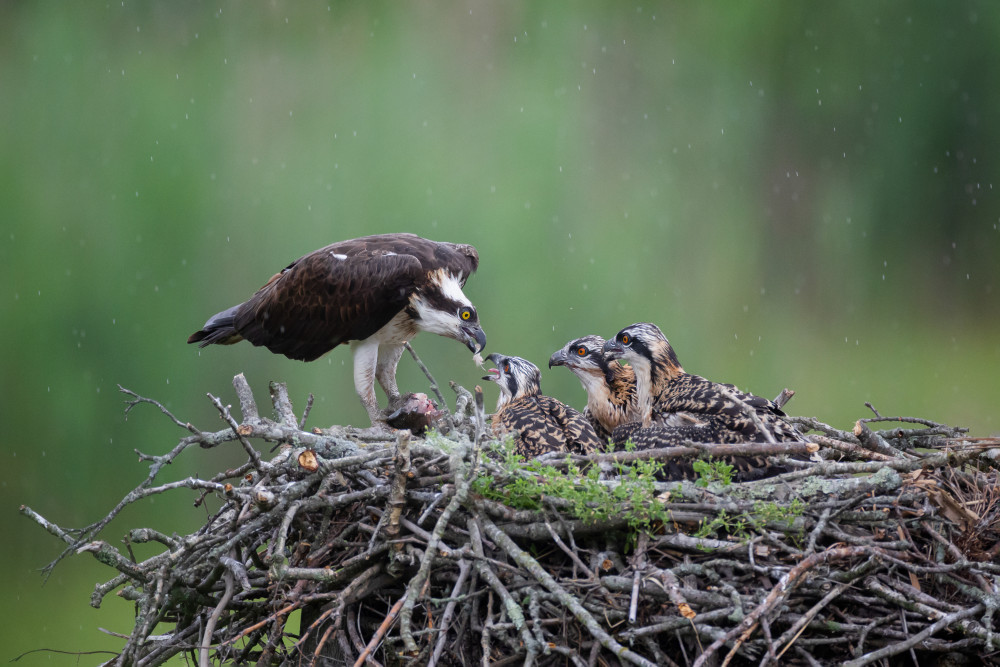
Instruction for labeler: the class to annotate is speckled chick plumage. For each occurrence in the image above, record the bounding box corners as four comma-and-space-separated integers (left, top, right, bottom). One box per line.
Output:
548, 335, 637, 443
484, 353, 603, 458
604, 323, 804, 444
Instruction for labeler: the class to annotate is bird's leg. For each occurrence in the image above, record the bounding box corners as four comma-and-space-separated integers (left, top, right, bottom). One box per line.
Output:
350, 339, 388, 427
375, 343, 406, 405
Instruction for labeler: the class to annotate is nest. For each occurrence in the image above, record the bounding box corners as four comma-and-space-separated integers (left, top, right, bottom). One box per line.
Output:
21, 371, 1000, 667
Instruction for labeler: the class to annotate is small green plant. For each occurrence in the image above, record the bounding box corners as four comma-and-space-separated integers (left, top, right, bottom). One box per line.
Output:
693, 509, 750, 544
752, 499, 805, 528
692, 458, 734, 487
472, 442, 671, 550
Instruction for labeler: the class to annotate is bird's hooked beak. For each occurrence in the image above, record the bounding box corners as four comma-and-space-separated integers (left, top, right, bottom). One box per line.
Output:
462, 324, 487, 354
548, 349, 569, 369
602, 338, 625, 360
482, 352, 502, 382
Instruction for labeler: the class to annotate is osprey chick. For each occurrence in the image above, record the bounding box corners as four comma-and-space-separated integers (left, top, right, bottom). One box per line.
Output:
188, 233, 487, 427
483, 353, 603, 458
603, 323, 802, 443
548, 335, 636, 442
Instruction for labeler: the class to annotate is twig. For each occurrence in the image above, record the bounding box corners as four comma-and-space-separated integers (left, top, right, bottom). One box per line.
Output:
427, 559, 473, 667
399, 439, 477, 653
298, 393, 315, 429
207, 391, 265, 471
200, 562, 235, 667
353, 592, 408, 667
692, 546, 873, 667
479, 513, 658, 667
404, 341, 450, 416
842, 605, 986, 667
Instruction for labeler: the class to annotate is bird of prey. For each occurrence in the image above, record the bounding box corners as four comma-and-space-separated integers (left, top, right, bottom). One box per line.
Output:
482, 353, 603, 458
188, 233, 487, 428
603, 322, 803, 443
548, 335, 637, 442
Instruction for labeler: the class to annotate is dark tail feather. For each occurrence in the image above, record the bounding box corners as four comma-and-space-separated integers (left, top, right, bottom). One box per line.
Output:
187, 305, 244, 347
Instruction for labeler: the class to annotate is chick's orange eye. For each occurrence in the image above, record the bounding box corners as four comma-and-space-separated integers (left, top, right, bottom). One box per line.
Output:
577, 347, 586, 356
621, 334, 630, 345
504, 364, 510, 373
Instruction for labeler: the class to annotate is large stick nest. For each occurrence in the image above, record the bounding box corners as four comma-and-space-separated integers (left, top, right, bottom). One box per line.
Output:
21, 370, 1000, 667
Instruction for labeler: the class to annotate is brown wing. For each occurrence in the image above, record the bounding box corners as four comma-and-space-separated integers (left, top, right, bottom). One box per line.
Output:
653, 374, 803, 443
233, 246, 423, 361
536, 395, 604, 455
585, 407, 614, 444
190, 234, 480, 362
493, 397, 570, 458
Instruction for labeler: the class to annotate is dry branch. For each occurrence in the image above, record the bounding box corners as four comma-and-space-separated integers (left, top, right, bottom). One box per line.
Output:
19, 372, 1000, 666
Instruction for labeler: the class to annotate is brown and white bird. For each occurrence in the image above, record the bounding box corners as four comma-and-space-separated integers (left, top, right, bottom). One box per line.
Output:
548, 335, 637, 442
483, 353, 603, 458
188, 233, 487, 427
603, 323, 802, 444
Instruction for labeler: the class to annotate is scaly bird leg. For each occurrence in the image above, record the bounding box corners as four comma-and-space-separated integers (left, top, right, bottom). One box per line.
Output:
375, 343, 406, 404
350, 339, 387, 427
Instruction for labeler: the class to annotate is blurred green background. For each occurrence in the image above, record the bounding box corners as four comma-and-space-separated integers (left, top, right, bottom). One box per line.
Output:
3, 2, 998, 662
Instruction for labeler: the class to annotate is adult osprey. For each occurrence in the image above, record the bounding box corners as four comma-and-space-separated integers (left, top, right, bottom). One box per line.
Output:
603, 323, 803, 443
188, 233, 487, 427
482, 353, 603, 457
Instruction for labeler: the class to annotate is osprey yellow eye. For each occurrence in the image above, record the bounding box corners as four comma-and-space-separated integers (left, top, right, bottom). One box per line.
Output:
460, 308, 472, 321
577, 347, 586, 356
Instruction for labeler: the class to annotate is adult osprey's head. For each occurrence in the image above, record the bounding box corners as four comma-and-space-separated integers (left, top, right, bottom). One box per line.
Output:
603, 323, 684, 386
407, 268, 487, 354
482, 353, 541, 409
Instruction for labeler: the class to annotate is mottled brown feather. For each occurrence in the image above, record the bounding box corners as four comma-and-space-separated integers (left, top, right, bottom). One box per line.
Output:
607, 323, 804, 445
486, 354, 603, 458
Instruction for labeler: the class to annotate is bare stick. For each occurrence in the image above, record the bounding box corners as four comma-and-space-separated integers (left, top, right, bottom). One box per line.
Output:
479, 513, 658, 667
692, 546, 873, 667
427, 559, 473, 667
298, 393, 315, 429
386, 430, 412, 576
404, 341, 450, 415
352, 592, 408, 667
207, 392, 265, 471
200, 565, 235, 667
